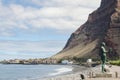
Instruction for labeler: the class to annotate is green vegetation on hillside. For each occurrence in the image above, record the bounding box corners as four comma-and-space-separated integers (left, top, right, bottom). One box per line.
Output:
110, 60, 120, 66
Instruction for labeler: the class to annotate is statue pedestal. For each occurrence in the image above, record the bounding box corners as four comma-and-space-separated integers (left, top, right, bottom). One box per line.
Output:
95, 73, 112, 78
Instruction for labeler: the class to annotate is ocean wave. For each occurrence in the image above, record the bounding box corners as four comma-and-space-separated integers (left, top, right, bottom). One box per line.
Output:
49, 67, 73, 76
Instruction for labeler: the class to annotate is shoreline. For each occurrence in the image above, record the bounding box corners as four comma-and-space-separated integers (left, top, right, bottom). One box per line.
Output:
41, 65, 90, 80
41, 65, 120, 80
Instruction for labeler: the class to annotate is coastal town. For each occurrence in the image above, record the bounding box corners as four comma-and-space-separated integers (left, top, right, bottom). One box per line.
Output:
0, 58, 58, 64
0, 58, 75, 65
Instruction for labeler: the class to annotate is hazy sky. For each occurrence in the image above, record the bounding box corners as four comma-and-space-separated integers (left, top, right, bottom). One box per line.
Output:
0, 0, 101, 60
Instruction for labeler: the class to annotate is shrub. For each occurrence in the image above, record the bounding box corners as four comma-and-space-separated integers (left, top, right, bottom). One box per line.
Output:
110, 60, 120, 66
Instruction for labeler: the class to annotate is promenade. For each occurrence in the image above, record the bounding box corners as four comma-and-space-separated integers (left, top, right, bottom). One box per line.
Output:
86, 78, 120, 80
42, 65, 120, 80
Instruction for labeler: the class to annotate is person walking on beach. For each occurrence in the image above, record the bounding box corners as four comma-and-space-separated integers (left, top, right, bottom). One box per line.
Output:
100, 42, 107, 73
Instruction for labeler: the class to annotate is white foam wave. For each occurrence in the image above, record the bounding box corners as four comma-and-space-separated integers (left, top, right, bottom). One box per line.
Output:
49, 67, 73, 76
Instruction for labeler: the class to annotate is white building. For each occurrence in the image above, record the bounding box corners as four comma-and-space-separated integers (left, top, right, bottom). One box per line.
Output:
86, 59, 92, 67
87, 59, 92, 63
61, 60, 73, 64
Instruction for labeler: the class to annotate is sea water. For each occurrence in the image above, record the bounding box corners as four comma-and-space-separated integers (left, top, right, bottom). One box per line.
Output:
0, 64, 73, 80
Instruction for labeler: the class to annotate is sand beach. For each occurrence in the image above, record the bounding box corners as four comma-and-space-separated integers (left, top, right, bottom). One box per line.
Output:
42, 65, 120, 80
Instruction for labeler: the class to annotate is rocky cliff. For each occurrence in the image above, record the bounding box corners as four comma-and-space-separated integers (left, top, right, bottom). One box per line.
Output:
52, 0, 120, 60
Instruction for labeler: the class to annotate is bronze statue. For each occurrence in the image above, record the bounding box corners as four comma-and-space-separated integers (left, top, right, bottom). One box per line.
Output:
101, 42, 107, 73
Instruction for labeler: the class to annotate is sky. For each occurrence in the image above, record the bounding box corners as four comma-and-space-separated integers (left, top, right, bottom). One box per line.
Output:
0, 0, 101, 60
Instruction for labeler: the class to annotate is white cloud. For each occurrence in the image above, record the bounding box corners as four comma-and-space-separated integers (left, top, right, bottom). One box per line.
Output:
0, 40, 65, 59
0, 0, 101, 59
10, 4, 37, 20
31, 0, 101, 8
0, 0, 101, 36
0, 40, 65, 54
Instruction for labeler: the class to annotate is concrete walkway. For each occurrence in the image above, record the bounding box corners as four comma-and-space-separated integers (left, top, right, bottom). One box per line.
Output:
86, 78, 120, 80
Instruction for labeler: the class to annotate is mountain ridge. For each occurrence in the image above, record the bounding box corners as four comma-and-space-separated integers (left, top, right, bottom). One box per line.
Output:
52, 0, 120, 60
